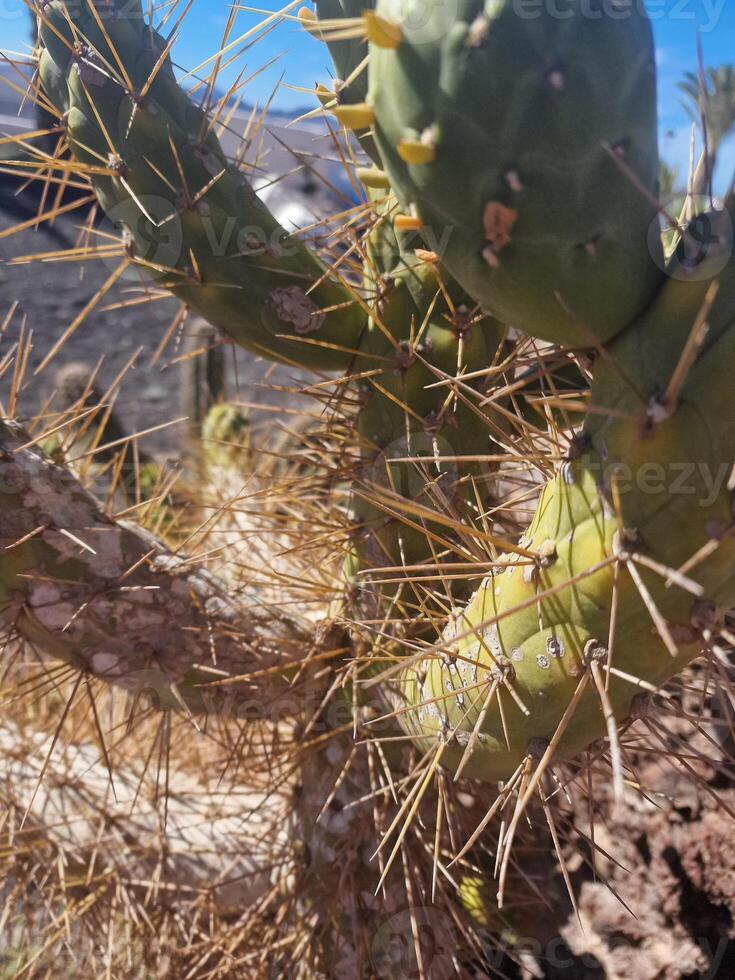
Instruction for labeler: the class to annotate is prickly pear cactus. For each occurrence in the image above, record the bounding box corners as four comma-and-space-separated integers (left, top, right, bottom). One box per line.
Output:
348, 258, 506, 607
13, 2, 735, 966
314, 0, 374, 108
30, 0, 735, 778
35, 0, 511, 591
284, 0, 735, 789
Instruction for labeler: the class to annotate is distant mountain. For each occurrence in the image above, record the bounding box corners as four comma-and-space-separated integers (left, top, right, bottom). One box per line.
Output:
0, 61, 314, 130
0, 60, 360, 227
0, 61, 43, 148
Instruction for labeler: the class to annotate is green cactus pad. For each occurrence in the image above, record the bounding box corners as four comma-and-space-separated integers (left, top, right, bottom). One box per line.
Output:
369, 0, 665, 347
315, 0, 373, 106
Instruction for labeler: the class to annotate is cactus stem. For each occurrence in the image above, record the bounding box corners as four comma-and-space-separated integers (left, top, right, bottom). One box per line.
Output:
495, 673, 592, 908
624, 558, 681, 658
660, 279, 720, 413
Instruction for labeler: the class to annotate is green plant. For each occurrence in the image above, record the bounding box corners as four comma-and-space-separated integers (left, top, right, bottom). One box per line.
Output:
309, 0, 735, 786
2, 0, 735, 973
680, 65, 735, 160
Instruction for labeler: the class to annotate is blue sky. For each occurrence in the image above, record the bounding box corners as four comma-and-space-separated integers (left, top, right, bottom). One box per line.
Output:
3, 0, 735, 183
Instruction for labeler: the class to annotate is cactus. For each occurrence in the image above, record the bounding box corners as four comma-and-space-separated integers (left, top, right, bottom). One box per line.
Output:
34, 0, 512, 597
299, 3, 735, 793
314, 0, 377, 158
0, 418, 315, 716
180, 318, 227, 446
349, 257, 507, 611
2, 0, 735, 971
349, 3, 735, 792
